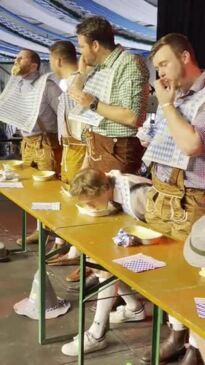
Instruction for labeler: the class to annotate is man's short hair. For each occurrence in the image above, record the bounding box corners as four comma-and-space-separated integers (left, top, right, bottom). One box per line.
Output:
150, 33, 197, 64
76, 16, 115, 50
49, 40, 77, 64
70, 168, 114, 197
22, 49, 41, 70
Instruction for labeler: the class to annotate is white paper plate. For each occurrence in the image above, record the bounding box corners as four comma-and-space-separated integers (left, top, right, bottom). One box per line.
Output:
3, 160, 23, 170
32, 171, 55, 182
76, 202, 118, 217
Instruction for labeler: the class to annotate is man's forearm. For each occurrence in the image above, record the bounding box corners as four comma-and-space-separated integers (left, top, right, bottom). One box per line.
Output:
71, 73, 87, 91
162, 104, 204, 155
69, 87, 145, 127
96, 101, 144, 127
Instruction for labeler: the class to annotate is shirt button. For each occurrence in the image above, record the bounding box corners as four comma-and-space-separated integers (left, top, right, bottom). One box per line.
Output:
113, 138, 118, 143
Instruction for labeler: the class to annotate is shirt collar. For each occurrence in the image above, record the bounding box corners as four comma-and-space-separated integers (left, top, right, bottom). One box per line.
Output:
177, 71, 205, 99
190, 70, 205, 92
96, 45, 124, 70
21, 71, 40, 82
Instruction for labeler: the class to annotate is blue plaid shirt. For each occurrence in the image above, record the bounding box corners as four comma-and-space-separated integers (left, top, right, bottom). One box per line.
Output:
156, 71, 205, 189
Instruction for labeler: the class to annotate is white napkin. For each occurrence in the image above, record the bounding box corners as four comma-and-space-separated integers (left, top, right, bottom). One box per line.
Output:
0, 182, 23, 188
31, 202, 61, 210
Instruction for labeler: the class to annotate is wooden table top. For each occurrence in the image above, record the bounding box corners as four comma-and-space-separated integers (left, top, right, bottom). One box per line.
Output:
1, 162, 204, 338
56, 222, 205, 338
0, 164, 137, 231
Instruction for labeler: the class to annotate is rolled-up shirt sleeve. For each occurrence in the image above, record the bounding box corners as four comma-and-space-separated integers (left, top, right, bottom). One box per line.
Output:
117, 55, 149, 118
193, 105, 205, 150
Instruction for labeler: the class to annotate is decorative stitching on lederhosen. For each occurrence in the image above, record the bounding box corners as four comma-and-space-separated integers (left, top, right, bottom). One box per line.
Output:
85, 129, 102, 162
146, 164, 188, 223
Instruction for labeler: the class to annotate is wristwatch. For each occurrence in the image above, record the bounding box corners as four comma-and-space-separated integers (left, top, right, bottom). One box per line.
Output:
89, 97, 99, 112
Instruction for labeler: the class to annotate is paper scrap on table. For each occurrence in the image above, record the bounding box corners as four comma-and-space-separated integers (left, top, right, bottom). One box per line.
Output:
31, 202, 61, 211
0, 182, 23, 188
194, 298, 205, 318
113, 253, 166, 273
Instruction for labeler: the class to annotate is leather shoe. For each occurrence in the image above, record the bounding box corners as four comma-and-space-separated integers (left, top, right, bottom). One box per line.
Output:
16, 230, 39, 245
141, 329, 188, 364
179, 345, 204, 365
66, 266, 93, 282
47, 253, 80, 266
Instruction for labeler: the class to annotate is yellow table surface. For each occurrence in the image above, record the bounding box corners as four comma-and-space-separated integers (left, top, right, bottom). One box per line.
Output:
1, 162, 204, 338
56, 222, 205, 338
0, 164, 137, 231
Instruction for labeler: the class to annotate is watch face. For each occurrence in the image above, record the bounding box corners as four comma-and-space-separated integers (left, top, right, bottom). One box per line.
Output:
90, 103, 96, 111
90, 97, 99, 111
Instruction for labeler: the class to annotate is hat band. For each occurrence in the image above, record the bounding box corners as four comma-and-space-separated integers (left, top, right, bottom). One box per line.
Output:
190, 238, 205, 256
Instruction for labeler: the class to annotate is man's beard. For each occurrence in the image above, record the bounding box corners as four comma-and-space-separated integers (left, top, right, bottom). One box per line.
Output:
11, 64, 31, 76
11, 64, 21, 76
176, 63, 186, 89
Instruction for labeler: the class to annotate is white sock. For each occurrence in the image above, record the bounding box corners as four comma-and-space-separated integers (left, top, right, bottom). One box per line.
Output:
88, 278, 116, 339
68, 246, 80, 259
118, 281, 142, 311
189, 333, 198, 348
54, 237, 65, 245
36, 220, 40, 231
168, 315, 186, 330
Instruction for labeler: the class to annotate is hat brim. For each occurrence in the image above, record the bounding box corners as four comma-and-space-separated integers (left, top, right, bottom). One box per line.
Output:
183, 234, 205, 268
13, 297, 71, 320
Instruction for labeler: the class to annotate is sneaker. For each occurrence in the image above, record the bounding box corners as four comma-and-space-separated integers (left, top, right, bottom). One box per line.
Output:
61, 331, 107, 356
89, 295, 125, 313
109, 305, 145, 323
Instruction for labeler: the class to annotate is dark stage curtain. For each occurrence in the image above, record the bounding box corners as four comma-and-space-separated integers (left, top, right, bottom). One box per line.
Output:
157, 0, 205, 68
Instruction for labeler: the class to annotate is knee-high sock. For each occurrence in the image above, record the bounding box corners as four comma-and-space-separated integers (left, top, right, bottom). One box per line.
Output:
168, 315, 186, 331
68, 246, 80, 258
88, 278, 116, 339
54, 237, 65, 245
36, 220, 40, 231
118, 281, 142, 311
189, 333, 198, 348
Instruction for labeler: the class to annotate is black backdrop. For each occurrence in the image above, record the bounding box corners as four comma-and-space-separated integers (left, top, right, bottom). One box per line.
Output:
157, 0, 205, 68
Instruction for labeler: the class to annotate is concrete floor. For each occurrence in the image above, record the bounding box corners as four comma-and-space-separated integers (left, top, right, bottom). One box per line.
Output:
0, 195, 178, 365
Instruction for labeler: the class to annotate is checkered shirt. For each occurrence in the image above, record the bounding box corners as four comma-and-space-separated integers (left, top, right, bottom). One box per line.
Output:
85, 46, 149, 137
155, 71, 205, 189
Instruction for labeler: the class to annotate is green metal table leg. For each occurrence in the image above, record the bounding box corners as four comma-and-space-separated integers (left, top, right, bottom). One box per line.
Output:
151, 305, 162, 365
78, 253, 86, 365
39, 221, 46, 344
21, 210, 27, 251
11, 210, 27, 253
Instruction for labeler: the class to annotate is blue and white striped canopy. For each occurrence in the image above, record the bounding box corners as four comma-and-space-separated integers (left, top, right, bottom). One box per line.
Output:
0, 0, 157, 63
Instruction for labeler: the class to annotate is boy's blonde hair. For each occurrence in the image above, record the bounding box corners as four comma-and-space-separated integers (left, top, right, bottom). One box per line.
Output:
70, 168, 114, 197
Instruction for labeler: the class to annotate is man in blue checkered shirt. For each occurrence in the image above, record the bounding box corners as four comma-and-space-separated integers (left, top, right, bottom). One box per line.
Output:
141, 33, 205, 365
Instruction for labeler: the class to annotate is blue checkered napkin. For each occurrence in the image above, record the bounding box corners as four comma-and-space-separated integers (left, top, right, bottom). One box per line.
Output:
113, 254, 166, 273
143, 129, 189, 169
194, 298, 205, 318
142, 109, 189, 170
